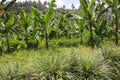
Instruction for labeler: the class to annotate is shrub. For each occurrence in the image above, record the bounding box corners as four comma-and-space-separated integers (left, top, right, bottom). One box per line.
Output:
27, 39, 38, 49
50, 38, 80, 47
10, 39, 26, 51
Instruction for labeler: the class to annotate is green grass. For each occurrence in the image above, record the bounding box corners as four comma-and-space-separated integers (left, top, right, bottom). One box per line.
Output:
0, 46, 120, 80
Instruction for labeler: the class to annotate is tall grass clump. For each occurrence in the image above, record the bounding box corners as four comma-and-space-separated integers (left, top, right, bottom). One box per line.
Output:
0, 62, 34, 80
101, 45, 120, 79
0, 50, 41, 80
78, 53, 115, 80
32, 50, 70, 79
66, 47, 115, 80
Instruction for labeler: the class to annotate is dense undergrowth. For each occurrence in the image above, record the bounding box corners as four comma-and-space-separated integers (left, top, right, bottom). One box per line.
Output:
0, 45, 120, 80
0, 0, 120, 79
0, 38, 82, 54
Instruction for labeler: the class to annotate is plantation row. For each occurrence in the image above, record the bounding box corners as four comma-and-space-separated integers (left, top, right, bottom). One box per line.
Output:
0, 46, 120, 80
0, 0, 120, 53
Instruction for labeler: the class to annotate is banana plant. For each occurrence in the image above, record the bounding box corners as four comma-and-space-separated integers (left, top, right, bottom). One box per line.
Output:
19, 8, 35, 49
54, 14, 64, 38
104, 0, 120, 45
29, 0, 55, 49
79, 0, 96, 47
45, 15, 59, 39
44, 0, 56, 49
0, 0, 16, 53
65, 13, 85, 44
96, 0, 120, 45
0, 12, 15, 52
29, 7, 44, 49
79, 0, 111, 47
75, 19, 84, 44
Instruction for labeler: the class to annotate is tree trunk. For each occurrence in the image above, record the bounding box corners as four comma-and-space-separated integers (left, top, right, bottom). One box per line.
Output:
25, 28, 29, 49
115, 11, 119, 45
80, 34, 83, 44
26, 37, 28, 49
6, 34, 10, 53
90, 23, 94, 48
45, 28, 49, 50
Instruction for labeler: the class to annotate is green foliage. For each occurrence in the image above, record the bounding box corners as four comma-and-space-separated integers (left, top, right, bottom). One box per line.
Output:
87, 0, 95, 14
1, 1, 120, 79
0, 0, 120, 51
19, 8, 35, 49
78, 54, 114, 80
104, 0, 113, 5
10, 39, 26, 50
101, 45, 120, 79
43, 0, 56, 49
19, 8, 35, 30
0, 46, 119, 79
0, 12, 15, 53
5, 13, 14, 29
79, 0, 91, 20
44, 0, 55, 26
50, 38, 80, 47
0, 12, 15, 33
33, 51, 69, 79
0, 0, 16, 11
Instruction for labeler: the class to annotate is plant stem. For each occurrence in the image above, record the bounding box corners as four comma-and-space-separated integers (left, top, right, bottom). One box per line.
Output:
45, 27, 49, 50
115, 10, 118, 45
6, 33, 10, 52
90, 22, 94, 48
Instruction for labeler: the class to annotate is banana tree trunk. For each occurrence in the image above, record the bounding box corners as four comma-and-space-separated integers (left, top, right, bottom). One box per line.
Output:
45, 27, 49, 50
6, 33, 10, 52
115, 11, 119, 45
89, 23, 94, 48
25, 28, 29, 49
80, 34, 83, 44
26, 37, 28, 49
